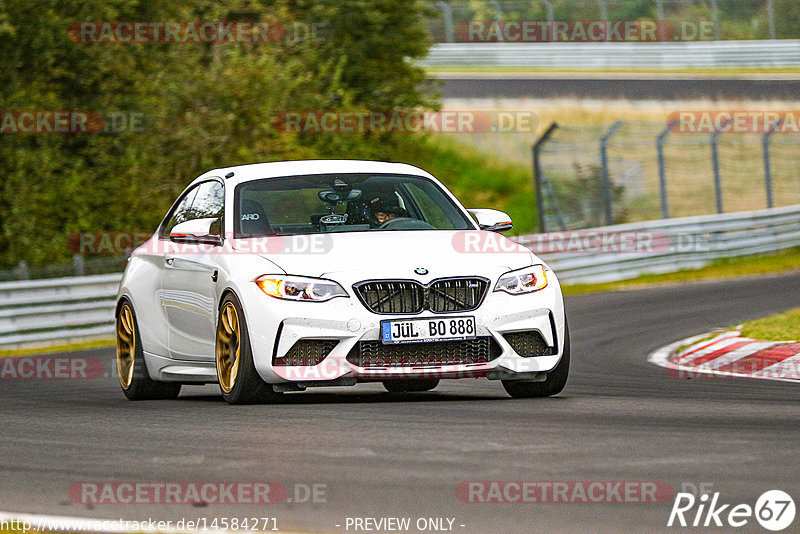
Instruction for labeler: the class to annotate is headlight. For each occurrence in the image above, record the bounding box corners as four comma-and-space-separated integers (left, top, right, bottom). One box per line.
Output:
255, 275, 348, 302
494, 265, 548, 295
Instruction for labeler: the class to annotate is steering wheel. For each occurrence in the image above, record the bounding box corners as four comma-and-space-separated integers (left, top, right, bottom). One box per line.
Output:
378, 217, 436, 230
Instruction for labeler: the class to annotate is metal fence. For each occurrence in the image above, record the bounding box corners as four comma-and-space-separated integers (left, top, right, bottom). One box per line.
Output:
528, 203, 800, 283
0, 273, 120, 349
1, 204, 798, 348
422, 40, 800, 68
533, 120, 800, 232
427, 0, 797, 42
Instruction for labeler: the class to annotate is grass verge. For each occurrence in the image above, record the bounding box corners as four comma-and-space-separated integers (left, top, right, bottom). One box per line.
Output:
739, 308, 800, 341
405, 136, 539, 234
0, 338, 114, 358
561, 246, 800, 296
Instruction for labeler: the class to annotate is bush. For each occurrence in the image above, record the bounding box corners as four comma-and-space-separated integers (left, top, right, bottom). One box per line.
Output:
0, 0, 451, 268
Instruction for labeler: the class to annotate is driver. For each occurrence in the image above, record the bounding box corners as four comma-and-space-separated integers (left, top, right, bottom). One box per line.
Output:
367, 192, 407, 226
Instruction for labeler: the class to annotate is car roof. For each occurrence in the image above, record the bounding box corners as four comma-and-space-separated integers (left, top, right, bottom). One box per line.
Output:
193, 160, 435, 187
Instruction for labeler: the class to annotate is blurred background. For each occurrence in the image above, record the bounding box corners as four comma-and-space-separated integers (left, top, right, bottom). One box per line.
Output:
1, 0, 799, 279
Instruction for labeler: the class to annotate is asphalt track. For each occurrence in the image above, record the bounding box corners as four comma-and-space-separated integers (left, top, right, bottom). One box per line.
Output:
2, 271, 800, 533
437, 76, 800, 100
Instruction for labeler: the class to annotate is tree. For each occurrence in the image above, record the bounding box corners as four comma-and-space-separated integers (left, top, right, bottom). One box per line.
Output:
0, 0, 437, 269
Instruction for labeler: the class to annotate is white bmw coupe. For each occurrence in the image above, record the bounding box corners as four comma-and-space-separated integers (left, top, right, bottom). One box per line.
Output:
116, 160, 569, 404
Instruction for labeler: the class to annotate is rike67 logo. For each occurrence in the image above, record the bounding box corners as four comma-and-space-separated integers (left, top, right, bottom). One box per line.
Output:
668, 490, 795, 531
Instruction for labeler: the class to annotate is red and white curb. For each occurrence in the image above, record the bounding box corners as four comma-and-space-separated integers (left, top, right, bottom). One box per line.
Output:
648, 330, 800, 382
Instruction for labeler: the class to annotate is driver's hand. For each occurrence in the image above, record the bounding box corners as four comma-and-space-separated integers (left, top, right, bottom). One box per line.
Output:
375, 212, 394, 224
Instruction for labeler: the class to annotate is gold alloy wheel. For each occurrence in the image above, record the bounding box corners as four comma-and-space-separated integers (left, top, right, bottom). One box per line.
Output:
116, 303, 136, 390
216, 302, 241, 393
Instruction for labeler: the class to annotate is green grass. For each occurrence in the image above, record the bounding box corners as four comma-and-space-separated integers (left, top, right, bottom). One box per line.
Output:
0, 338, 114, 358
406, 136, 539, 235
739, 308, 800, 341
561, 246, 800, 296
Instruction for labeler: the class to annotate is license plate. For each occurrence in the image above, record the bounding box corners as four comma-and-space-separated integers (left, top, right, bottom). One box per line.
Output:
380, 316, 476, 345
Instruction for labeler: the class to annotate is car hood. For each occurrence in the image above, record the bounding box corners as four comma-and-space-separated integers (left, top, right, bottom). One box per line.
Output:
232, 230, 535, 281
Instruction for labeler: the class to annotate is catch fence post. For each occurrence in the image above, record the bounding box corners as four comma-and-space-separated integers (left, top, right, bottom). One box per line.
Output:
436, 2, 455, 43
489, 1, 504, 41
710, 0, 720, 40
767, 0, 777, 39
73, 254, 86, 277
539, 0, 555, 40
710, 118, 730, 214
17, 261, 29, 280
656, 121, 677, 219
595, 0, 608, 21
762, 119, 783, 209
600, 121, 624, 225
654, 0, 668, 41
532, 122, 559, 233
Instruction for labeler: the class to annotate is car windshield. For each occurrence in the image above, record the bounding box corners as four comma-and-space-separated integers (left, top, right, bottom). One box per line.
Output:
234, 173, 474, 237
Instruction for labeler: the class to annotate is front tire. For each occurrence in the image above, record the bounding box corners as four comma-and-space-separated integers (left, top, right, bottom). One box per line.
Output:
116, 299, 181, 401
215, 294, 281, 405
382, 379, 440, 393
502, 318, 570, 399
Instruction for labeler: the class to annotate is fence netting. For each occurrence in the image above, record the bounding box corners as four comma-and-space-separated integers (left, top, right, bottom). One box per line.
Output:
536, 121, 800, 231
0, 256, 127, 283
427, 0, 797, 42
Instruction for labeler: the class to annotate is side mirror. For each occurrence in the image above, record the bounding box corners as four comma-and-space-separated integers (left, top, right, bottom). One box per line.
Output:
169, 218, 222, 245
468, 209, 513, 233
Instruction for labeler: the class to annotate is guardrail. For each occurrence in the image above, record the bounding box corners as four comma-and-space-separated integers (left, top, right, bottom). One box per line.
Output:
0, 273, 121, 349
0, 204, 798, 349
526, 204, 800, 284
422, 40, 800, 68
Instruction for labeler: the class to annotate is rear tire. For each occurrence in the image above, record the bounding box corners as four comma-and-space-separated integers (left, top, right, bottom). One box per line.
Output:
382, 379, 440, 393
502, 318, 570, 399
116, 299, 181, 401
215, 293, 281, 405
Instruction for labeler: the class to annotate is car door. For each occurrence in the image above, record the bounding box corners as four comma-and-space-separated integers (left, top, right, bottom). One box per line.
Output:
148, 184, 199, 357
160, 180, 225, 362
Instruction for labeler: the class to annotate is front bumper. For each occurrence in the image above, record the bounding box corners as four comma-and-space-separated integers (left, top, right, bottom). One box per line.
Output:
239, 272, 566, 385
